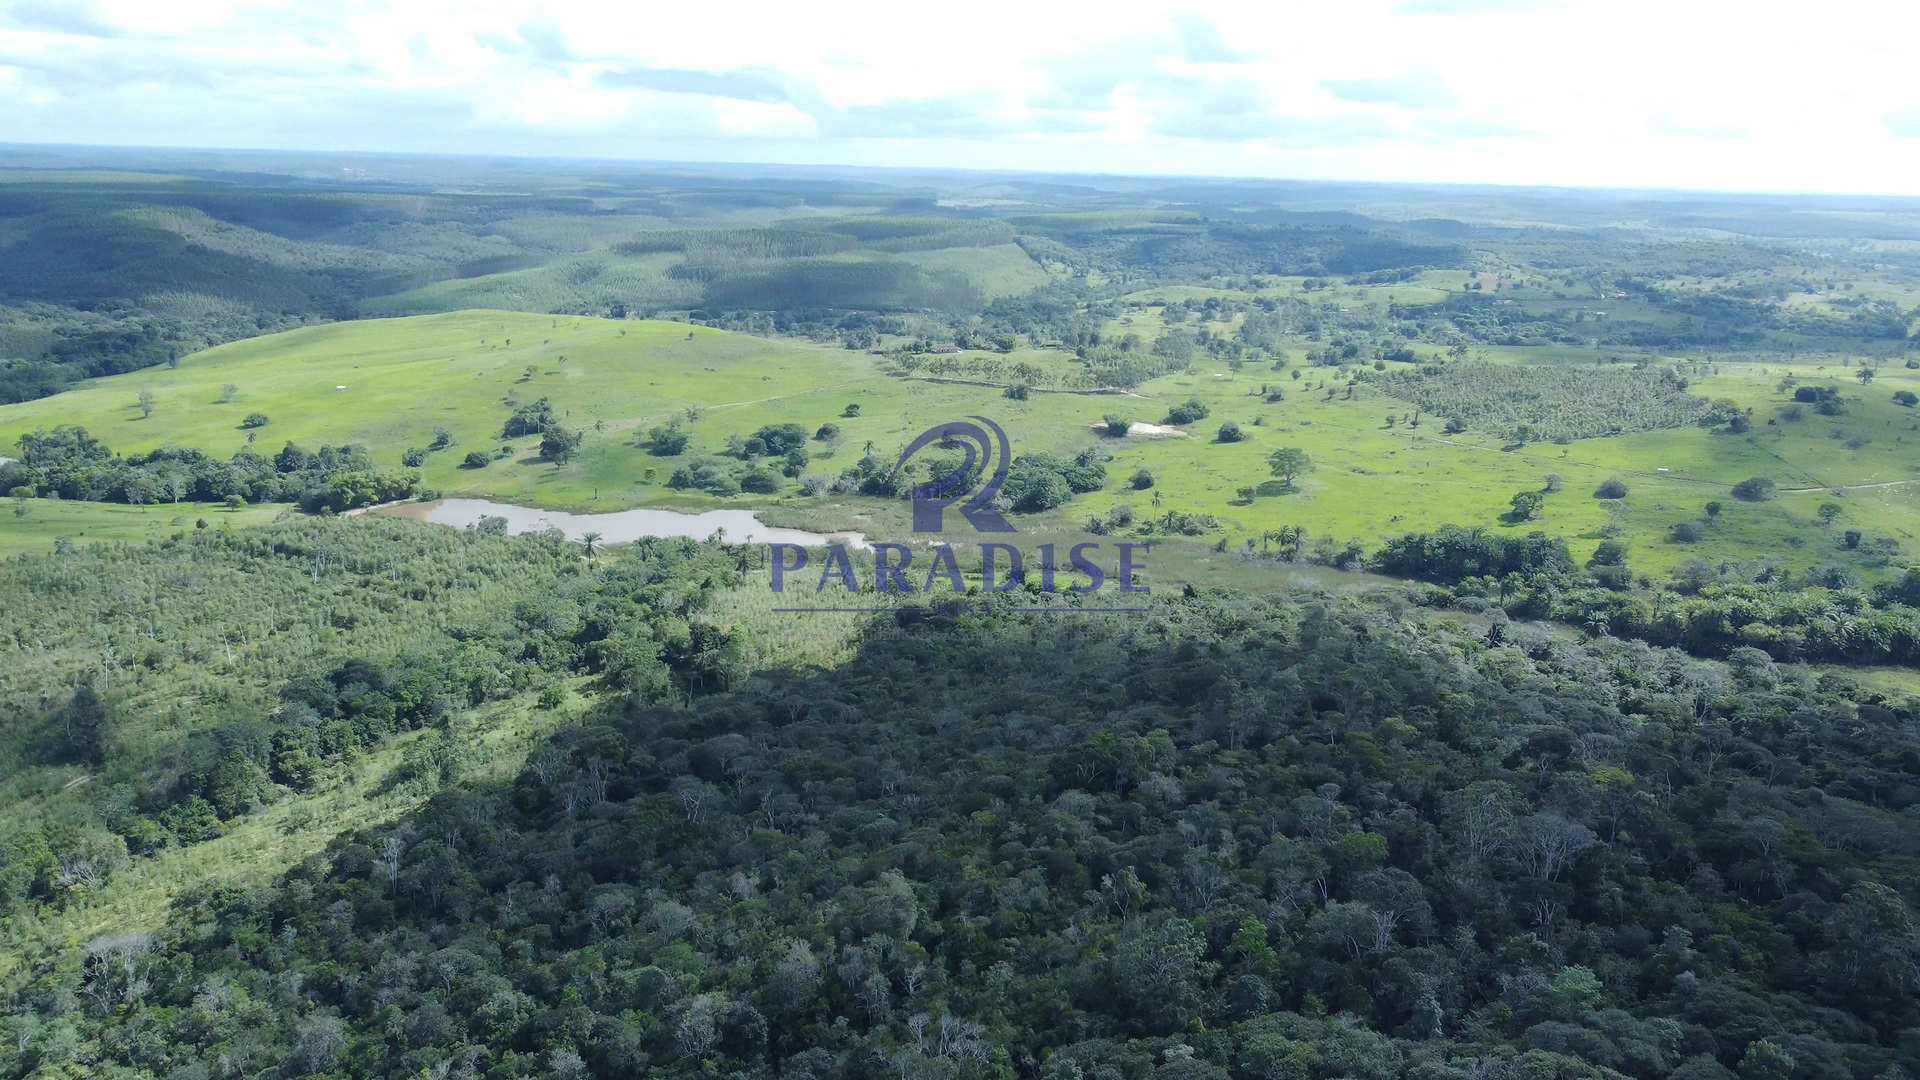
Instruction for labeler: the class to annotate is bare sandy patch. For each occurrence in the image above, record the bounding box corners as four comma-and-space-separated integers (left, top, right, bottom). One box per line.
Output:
1088, 421, 1188, 439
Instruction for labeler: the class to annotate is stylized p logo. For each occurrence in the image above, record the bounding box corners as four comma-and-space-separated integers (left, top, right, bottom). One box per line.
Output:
893, 416, 1014, 533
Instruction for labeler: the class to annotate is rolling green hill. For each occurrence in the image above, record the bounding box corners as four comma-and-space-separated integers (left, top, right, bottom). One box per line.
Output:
0, 169, 1067, 407
4, 311, 1917, 583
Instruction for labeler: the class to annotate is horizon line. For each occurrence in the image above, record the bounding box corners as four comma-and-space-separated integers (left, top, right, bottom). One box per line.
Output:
7, 138, 1920, 205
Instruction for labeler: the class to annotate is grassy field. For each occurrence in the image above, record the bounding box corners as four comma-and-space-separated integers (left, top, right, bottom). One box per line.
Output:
0, 498, 287, 556
3, 310, 1917, 580
1074, 358, 1920, 576
0, 312, 904, 510
360, 250, 701, 317
897, 243, 1050, 298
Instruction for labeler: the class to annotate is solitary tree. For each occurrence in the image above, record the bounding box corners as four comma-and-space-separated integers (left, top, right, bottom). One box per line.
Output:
61, 681, 109, 764
1268, 448, 1312, 489
582, 532, 602, 562
540, 426, 584, 463
137, 389, 155, 419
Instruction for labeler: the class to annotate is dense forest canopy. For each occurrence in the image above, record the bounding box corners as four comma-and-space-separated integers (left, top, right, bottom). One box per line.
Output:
1, 521, 1919, 1078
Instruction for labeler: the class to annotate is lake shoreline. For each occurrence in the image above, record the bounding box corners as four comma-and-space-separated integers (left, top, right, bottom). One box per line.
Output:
362, 498, 871, 550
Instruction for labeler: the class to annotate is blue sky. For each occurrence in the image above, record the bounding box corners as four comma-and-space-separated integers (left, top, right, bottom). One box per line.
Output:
4, 0, 1920, 195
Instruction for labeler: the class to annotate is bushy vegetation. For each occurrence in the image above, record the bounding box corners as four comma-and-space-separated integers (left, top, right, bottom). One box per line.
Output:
1375, 363, 1714, 441
1165, 398, 1212, 425
1374, 525, 1577, 583
1001, 448, 1108, 512
1376, 525, 1920, 666
1, 425, 419, 512
0, 520, 739, 920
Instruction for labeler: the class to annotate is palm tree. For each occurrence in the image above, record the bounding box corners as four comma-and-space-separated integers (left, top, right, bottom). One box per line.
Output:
581, 532, 602, 562
1277, 525, 1306, 561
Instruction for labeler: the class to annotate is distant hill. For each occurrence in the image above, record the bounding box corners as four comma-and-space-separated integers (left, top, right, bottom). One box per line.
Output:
0, 173, 1060, 405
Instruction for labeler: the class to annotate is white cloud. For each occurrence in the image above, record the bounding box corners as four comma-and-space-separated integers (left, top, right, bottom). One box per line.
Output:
2, 0, 1920, 194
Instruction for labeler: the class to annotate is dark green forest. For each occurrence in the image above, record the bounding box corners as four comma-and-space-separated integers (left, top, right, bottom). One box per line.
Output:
1365, 526, 1920, 667
4, 523, 1920, 1079
0, 425, 424, 511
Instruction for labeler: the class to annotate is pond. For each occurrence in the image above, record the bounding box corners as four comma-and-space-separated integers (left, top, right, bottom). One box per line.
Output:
366, 498, 869, 549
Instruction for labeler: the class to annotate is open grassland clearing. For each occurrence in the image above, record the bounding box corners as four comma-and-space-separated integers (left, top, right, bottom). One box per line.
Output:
0, 498, 286, 557
1068, 356, 1920, 578
0, 311, 891, 509
363, 219, 1054, 317
359, 249, 700, 317
4, 311, 1918, 582
895, 242, 1051, 298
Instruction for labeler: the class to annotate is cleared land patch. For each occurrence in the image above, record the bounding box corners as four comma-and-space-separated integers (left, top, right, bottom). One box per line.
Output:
1373, 361, 1715, 441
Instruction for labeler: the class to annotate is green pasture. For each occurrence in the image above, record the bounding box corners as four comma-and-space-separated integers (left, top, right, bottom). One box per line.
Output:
1063, 356, 1920, 578
360, 251, 700, 316
4, 310, 1916, 582
897, 243, 1052, 298
0, 498, 287, 557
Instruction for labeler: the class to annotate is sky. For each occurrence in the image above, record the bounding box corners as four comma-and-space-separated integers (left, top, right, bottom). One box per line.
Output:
5, 0, 1920, 196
